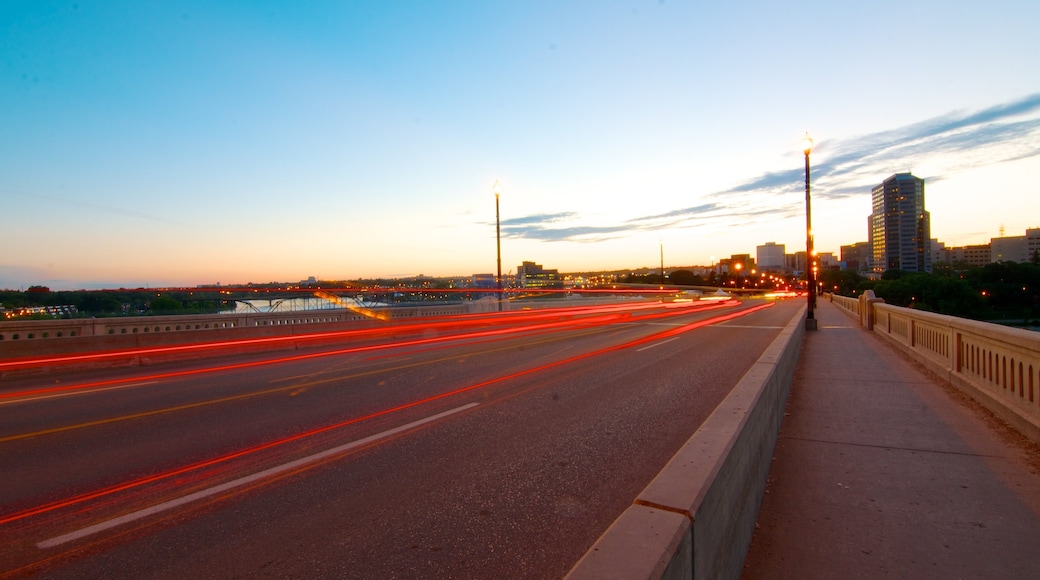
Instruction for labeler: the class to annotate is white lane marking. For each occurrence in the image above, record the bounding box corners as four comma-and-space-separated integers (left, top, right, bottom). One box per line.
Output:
710, 325, 783, 329
37, 402, 480, 549
636, 337, 681, 352
642, 322, 689, 327
0, 382, 159, 406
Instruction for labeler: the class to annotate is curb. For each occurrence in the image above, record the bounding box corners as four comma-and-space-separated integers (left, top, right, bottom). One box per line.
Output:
567, 305, 806, 579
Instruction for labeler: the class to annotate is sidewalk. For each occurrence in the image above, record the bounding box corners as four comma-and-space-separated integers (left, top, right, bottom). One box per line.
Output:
742, 300, 1040, 579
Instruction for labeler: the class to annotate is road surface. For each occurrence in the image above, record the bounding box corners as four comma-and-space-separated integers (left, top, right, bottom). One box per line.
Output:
0, 297, 800, 578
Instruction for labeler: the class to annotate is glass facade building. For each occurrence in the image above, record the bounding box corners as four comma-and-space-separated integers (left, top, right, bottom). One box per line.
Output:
869, 173, 931, 274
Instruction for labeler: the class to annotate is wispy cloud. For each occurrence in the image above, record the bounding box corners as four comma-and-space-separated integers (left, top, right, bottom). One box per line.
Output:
487, 94, 1040, 243
503, 222, 633, 243
2, 187, 179, 225
500, 212, 577, 226
808, 93, 1040, 199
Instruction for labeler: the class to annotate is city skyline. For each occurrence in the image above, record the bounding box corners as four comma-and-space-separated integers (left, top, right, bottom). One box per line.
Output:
3, 2, 1039, 290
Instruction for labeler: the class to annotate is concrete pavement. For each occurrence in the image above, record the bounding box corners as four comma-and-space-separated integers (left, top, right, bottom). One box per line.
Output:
742, 299, 1040, 579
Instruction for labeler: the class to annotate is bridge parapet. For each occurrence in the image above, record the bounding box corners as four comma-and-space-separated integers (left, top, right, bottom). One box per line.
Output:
0, 297, 648, 372
828, 293, 1040, 444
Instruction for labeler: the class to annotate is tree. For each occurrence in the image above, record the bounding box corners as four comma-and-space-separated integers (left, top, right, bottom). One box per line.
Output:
668, 270, 704, 286
820, 270, 865, 296
881, 269, 910, 281
150, 297, 182, 312
873, 273, 983, 317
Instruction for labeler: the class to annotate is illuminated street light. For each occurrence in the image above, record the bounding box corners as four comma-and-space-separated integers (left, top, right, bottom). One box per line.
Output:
802, 132, 817, 330
659, 242, 665, 290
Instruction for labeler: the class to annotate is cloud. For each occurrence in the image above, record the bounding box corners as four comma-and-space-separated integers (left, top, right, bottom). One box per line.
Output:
500, 212, 577, 226
808, 93, 1040, 198
1, 187, 179, 225
626, 203, 722, 223
503, 221, 632, 243
482, 94, 1040, 244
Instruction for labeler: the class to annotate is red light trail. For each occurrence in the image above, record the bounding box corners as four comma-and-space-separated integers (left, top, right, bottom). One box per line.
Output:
0, 298, 736, 382
0, 300, 770, 531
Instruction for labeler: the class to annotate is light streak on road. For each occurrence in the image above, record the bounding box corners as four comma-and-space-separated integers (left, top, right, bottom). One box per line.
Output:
0, 300, 737, 400
0, 298, 731, 373
0, 311, 628, 399
35, 403, 481, 549
0, 321, 615, 442
0, 300, 768, 535
0, 382, 158, 407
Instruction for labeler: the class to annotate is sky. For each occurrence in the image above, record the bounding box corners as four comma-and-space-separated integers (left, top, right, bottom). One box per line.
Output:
2, 1, 1039, 290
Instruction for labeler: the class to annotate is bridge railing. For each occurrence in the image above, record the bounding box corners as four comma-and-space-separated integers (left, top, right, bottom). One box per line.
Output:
0, 309, 371, 342
828, 292, 1040, 444
0, 294, 662, 344
829, 292, 860, 318
0, 296, 655, 370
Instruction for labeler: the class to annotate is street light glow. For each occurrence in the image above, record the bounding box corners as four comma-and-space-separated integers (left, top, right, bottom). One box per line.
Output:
802, 131, 817, 330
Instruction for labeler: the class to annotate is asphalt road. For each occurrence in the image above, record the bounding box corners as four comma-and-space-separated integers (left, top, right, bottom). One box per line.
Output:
1, 298, 801, 578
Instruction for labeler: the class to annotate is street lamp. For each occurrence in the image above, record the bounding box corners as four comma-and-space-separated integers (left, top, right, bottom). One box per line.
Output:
494, 180, 503, 312
659, 242, 665, 290
802, 132, 817, 330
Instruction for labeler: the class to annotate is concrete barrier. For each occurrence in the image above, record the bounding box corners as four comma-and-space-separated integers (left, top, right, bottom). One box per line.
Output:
567, 306, 805, 579
827, 295, 1040, 445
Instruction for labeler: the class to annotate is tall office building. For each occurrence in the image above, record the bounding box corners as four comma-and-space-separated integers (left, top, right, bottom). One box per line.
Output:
868, 173, 931, 273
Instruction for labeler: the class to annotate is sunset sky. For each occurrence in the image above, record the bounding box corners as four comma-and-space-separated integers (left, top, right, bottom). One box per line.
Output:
3, 1, 1039, 290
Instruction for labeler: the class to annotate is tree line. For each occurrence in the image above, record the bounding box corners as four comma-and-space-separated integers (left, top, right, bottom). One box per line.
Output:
6, 262, 1039, 324
820, 261, 1040, 323
0, 288, 236, 318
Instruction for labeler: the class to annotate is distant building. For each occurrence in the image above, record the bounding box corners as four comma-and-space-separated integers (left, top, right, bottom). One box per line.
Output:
756, 242, 786, 271
1030, 228, 1040, 262
990, 228, 1040, 263
869, 173, 931, 273
730, 254, 755, 271
991, 235, 1027, 263
817, 252, 839, 270
933, 228, 1040, 268
930, 239, 949, 267
516, 261, 562, 289
471, 273, 497, 288
947, 244, 992, 268
789, 251, 807, 274
840, 242, 871, 272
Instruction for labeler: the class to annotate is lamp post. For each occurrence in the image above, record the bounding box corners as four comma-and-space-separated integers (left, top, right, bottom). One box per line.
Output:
802, 133, 817, 330
494, 180, 503, 312
659, 242, 665, 290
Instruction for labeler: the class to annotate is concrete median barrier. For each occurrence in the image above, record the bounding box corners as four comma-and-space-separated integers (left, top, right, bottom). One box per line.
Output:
567, 306, 805, 580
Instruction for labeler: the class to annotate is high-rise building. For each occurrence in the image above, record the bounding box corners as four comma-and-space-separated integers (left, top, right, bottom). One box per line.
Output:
868, 173, 931, 273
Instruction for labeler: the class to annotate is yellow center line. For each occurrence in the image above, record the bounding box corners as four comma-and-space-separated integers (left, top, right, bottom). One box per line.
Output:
0, 382, 159, 406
